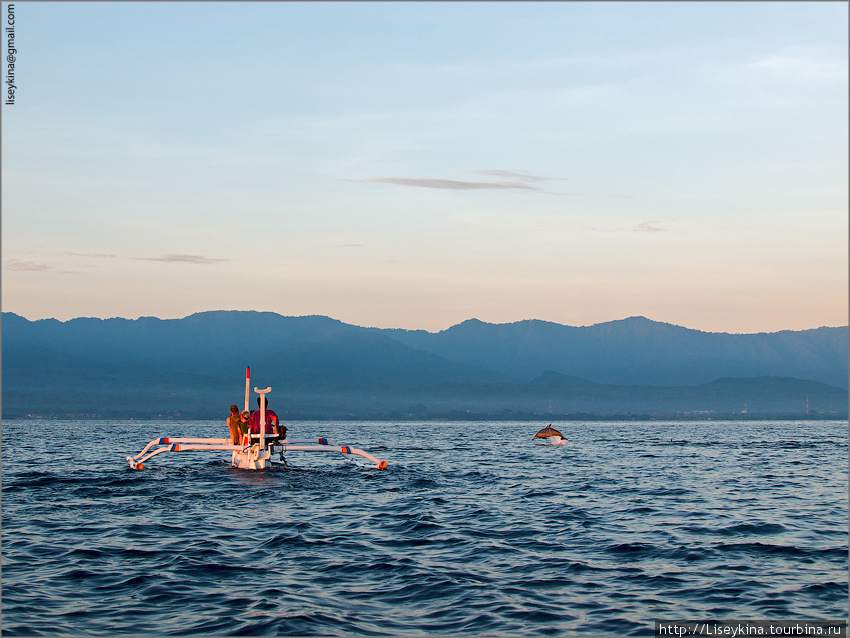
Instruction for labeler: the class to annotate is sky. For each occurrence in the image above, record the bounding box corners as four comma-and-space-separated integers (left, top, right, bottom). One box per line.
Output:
2, 1, 847, 333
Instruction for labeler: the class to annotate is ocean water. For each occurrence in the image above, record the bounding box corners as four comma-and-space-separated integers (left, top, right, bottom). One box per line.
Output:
1, 418, 847, 636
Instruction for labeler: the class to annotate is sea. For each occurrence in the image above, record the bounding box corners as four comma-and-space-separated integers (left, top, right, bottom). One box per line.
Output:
1, 418, 847, 637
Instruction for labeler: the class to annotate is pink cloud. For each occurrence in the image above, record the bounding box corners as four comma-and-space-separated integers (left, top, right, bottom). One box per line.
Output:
6, 259, 51, 271
355, 177, 539, 191
140, 254, 229, 264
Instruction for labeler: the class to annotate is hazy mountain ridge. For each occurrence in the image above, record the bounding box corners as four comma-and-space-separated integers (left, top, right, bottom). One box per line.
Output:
2, 311, 847, 418
388, 315, 848, 387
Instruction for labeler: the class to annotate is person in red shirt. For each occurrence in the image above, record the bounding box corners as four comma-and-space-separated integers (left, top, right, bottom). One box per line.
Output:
248, 397, 286, 443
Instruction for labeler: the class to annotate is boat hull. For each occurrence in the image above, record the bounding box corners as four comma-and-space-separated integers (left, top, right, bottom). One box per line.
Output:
232, 446, 271, 469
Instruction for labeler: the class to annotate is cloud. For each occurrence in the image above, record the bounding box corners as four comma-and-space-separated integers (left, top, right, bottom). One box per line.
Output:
140, 254, 229, 264
5, 259, 52, 271
633, 221, 665, 233
354, 177, 540, 191
336, 244, 364, 248
749, 45, 845, 83
471, 169, 547, 183
59, 251, 227, 265
62, 251, 122, 259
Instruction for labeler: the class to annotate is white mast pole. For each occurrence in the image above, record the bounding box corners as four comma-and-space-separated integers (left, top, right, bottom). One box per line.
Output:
255, 386, 271, 449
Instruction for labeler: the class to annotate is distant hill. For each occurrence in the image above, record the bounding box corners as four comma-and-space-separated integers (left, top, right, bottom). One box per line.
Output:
387, 316, 849, 387
2, 311, 847, 419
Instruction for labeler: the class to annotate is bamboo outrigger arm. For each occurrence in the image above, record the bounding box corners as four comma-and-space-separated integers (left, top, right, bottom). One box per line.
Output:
126, 436, 388, 470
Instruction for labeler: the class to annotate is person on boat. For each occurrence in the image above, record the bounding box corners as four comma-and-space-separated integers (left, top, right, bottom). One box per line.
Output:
248, 397, 287, 443
226, 405, 242, 445
239, 410, 250, 439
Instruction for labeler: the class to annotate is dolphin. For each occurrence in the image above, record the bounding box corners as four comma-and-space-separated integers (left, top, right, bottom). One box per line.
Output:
532, 424, 565, 441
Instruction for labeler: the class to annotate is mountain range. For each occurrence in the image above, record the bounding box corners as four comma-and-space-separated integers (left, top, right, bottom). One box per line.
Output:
2, 311, 847, 419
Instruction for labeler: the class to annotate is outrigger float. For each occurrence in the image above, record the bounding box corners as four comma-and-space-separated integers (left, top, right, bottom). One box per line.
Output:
126, 369, 388, 471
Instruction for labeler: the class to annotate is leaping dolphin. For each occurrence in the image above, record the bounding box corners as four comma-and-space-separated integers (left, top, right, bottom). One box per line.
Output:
532, 424, 564, 440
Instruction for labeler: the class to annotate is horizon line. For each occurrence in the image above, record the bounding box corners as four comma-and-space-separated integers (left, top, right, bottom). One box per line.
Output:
2, 309, 846, 336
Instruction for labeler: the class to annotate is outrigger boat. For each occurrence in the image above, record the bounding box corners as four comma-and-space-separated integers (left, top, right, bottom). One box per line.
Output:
126, 368, 388, 471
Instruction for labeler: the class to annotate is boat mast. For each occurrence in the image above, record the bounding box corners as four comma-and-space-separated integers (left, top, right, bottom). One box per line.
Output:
244, 367, 250, 414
